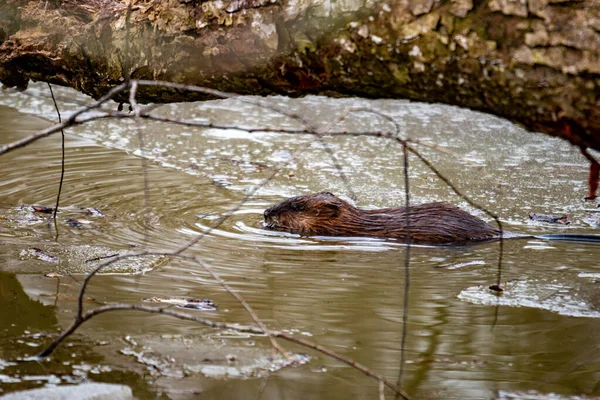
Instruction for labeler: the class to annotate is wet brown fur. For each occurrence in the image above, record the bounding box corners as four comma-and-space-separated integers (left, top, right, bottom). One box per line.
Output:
263, 192, 501, 245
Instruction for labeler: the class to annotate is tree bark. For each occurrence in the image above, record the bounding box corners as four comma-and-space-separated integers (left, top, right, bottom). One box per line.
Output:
1, 0, 599, 153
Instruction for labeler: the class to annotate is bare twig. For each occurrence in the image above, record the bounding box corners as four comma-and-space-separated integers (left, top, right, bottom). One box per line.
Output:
136, 80, 359, 200
59, 78, 329, 361
396, 141, 411, 392
34, 300, 411, 399
0, 82, 454, 159
40, 243, 411, 398
0, 82, 130, 156
349, 107, 402, 138
275, 332, 411, 399
405, 144, 504, 285
37, 303, 264, 358
191, 256, 293, 359
47, 83, 65, 221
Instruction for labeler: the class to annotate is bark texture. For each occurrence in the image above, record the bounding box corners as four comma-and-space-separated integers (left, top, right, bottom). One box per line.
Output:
0, 0, 599, 152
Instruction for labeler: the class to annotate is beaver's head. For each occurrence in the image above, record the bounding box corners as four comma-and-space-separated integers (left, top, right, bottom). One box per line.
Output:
263, 192, 348, 236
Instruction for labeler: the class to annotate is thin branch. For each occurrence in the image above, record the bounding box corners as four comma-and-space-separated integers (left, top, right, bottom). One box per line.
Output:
138, 111, 453, 154
407, 142, 506, 327
47, 83, 65, 221
37, 303, 264, 358
275, 332, 411, 400
0, 81, 454, 160
43, 244, 411, 398
396, 141, 411, 392
60, 84, 327, 358
34, 301, 411, 399
191, 256, 293, 359
0, 82, 130, 156
72, 233, 295, 357
405, 144, 504, 284
349, 107, 402, 138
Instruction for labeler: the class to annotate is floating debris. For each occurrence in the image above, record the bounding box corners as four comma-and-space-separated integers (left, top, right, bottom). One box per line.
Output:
488, 284, 504, 292
79, 207, 105, 217
60, 206, 106, 217
143, 297, 217, 311
31, 205, 55, 214
20, 248, 58, 263
529, 213, 570, 225
65, 218, 93, 228
44, 272, 63, 278
23, 205, 106, 217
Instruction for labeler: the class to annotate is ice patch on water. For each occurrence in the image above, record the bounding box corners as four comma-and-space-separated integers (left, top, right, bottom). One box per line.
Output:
458, 279, 600, 318
578, 272, 600, 279
497, 390, 595, 399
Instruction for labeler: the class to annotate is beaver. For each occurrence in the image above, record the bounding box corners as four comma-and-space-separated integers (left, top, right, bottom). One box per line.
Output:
263, 192, 600, 245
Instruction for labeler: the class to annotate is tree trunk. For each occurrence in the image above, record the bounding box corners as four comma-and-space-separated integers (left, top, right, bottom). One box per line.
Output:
1, 0, 599, 154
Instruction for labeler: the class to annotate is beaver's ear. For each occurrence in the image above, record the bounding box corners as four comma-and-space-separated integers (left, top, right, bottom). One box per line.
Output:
324, 198, 342, 216
319, 191, 335, 197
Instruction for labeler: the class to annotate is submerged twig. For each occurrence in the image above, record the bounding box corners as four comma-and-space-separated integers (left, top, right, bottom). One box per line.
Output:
256, 374, 269, 400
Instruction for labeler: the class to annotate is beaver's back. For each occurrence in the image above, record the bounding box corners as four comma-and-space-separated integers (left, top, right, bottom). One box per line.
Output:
360, 202, 500, 244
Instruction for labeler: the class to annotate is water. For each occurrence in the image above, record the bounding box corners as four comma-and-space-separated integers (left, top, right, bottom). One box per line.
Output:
0, 83, 599, 399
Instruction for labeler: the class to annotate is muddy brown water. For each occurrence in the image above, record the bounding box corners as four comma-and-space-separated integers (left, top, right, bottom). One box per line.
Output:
0, 84, 599, 399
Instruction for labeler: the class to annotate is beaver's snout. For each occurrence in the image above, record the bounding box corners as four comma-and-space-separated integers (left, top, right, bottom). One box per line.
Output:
263, 207, 277, 229
262, 192, 339, 234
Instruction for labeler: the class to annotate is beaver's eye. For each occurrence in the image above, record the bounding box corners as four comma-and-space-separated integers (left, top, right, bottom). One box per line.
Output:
290, 203, 305, 212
